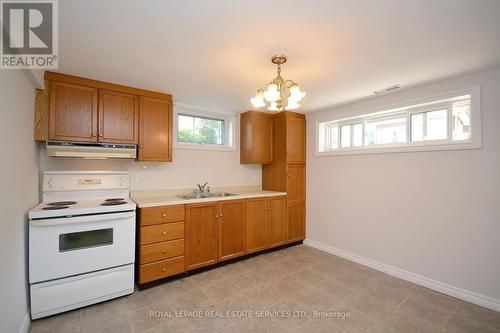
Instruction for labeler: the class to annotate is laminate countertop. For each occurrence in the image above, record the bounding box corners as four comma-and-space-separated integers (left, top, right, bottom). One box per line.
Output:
131, 187, 287, 208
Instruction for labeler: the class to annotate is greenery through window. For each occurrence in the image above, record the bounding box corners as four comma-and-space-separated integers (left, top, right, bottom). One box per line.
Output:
177, 114, 224, 145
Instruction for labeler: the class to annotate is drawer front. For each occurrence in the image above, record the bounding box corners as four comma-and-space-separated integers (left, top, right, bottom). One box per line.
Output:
140, 239, 184, 264
140, 222, 184, 245
140, 205, 185, 226
139, 256, 185, 284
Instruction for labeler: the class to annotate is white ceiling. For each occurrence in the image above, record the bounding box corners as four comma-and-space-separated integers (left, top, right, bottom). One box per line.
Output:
58, 0, 500, 113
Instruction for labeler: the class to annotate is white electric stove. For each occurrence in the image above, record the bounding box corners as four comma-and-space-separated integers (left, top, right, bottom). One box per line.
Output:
29, 171, 136, 319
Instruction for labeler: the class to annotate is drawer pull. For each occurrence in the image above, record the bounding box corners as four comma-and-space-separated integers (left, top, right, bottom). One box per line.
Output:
162, 213, 167, 218
162, 249, 167, 254
162, 231, 167, 236
162, 268, 167, 272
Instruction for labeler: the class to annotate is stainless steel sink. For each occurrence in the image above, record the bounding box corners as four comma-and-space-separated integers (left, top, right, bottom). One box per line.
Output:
177, 192, 237, 200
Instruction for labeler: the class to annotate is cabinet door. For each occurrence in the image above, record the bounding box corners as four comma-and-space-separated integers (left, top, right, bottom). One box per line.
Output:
267, 196, 287, 248
186, 203, 218, 270
252, 113, 273, 164
286, 114, 306, 164
218, 200, 245, 261
245, 198, 267, 254
49, 81, 98, 142
287, 165, 306, 201
138, 96, 172, 162
98, 89, 138, 144
287, 201, 305, 242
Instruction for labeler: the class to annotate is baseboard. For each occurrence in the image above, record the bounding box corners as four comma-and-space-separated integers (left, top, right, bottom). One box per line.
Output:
19, 313, 30, 333
304, 239, 500, 312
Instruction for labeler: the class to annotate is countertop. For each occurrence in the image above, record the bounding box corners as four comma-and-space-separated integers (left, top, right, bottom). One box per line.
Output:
131, 186, 287, 208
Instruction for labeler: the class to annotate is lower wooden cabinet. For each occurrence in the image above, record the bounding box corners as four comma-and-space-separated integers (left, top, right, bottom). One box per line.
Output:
218, 200, 245, 261
185, 203, 219, 270
267, 196, 287, 247
245, 199, 268, 254
287, 200, 305, 242
139, 256, 185, 284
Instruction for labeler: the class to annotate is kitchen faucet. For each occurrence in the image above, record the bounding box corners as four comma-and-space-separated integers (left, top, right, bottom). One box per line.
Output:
196, 182, 210, 194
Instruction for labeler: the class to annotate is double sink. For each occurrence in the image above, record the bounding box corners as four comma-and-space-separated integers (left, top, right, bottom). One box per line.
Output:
177, 192, 237, 200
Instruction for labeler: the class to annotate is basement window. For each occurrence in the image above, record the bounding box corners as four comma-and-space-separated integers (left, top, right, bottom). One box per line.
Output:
316, 86, 481, 156
174, 107, 235, 151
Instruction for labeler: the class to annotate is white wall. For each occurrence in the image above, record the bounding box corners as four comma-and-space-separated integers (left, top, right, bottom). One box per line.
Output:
0, 71, 40, 332
306, 67, 500, 306
40, 146, 261, 191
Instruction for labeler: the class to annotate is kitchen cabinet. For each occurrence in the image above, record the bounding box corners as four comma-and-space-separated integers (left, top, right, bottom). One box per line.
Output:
240, 111, 273, 164
98, 89, 138, 144
48, 81, 98, 142
262, 111, 306, 243
137, 96, 172, 162
42, 72, 173, 162
186, 203, 219, 270
218, 200, 245, 261
245, 198, 268, 253
138, 204, 186, 285
266, 196, 287, 248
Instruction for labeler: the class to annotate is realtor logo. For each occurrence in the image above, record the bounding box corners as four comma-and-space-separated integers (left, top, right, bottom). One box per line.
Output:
1, 0, 58, 69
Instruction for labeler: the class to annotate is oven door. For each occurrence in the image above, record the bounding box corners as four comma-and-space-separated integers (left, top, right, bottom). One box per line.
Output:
29, 211, 135, 283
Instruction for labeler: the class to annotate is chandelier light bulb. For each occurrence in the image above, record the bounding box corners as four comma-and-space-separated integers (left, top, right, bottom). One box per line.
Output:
250, 92, 265, 108
267, 101, 279, 112
286, 97, 301, 110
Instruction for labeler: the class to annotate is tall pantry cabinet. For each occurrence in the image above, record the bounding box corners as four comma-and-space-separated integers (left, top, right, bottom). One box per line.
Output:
262, 111, 306, 243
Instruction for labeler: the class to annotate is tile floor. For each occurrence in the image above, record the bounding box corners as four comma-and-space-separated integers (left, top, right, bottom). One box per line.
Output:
29, 245, 500, 333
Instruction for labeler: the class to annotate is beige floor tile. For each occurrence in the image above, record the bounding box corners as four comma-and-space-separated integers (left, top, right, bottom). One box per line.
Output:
395, 296, 453, 327
230, 271, 265, 290
296, 318, 345, 333
169, 288, 212, 311
214, 261, 249, 279
455, 300, 500, 330
381, 310, 443, 333
238, 284, 288, 309
202, 277, 244, 303
129, 300, 177, 333
293, 267, 330, 287
29, 309, 81, 333
329, 308, 380, 333
160, 277, 197, 298
443, 313, 500, 333
361, 282, 408, 307
188, 269, 225, 288
342, 289, 397, 321
317, 277, 358, 300
412, 286, 460, 312
375, 274, 419, 296
217, 317, 289, 333
265, 298, 313, 330
126, 286, 166, 312
273, 258, 307, 274
80, 313, 131, 333
80, 297, 128, 326
294, 286, 344, 312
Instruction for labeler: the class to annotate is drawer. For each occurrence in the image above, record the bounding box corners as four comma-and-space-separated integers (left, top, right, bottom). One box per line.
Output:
139, 256, 185, 284
140, 205, 185, 226
140, 222, 184, 245
140, 239, 184, 264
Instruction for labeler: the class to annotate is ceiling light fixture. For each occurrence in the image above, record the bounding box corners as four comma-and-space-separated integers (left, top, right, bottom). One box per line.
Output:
250, 55, 306, 112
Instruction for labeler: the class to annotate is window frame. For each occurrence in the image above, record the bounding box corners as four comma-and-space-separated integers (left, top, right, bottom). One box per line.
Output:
315, 86, 481, 156
174, 105, 237, 151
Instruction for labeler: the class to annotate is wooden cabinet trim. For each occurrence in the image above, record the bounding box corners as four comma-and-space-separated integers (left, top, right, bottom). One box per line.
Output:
45, 71, 172, 101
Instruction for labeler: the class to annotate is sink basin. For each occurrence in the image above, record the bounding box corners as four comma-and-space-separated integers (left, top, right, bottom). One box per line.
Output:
177, 192, 237, 200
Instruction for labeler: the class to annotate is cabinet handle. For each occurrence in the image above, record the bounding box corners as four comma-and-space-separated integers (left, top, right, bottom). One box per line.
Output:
162, 249, 167, 254
215, 214, 219, 218
139, 145, 144, 148
162, 268, 167, 272
162, 213, 167, 218
162, 231, 167, 236
220, 214, 223, 217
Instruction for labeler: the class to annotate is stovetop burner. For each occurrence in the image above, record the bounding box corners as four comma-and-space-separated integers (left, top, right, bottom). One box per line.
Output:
42, 206, 69, 210
105, 198, 125, 202
101, 201, 127, 206
47, 201, 77, 206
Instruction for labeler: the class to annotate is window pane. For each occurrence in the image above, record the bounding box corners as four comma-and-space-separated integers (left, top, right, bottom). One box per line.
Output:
327, 123, 339, 150
340, 124, 351, 148
178, 114, 224, 145
411, 109, 447, 142
366, 116, 407, 145
353, 123, 363, 147
452, 100, 471, 141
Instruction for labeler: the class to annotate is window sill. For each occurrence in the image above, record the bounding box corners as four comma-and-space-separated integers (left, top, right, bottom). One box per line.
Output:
316, 141, 481, 157
174, 143, 236, 152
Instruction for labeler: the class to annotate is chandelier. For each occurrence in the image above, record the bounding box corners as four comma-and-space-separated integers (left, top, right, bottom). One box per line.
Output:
250, 55, 306, 112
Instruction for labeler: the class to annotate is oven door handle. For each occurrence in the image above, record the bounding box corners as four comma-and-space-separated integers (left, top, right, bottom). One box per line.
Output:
30, 211, 135, 227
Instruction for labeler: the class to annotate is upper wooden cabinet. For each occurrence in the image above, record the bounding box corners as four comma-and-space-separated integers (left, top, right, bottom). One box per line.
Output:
240, 111, 273, 164
48, 81, 98, 142
286, 113, 306, 164
137, 96, 172, 162
43, 72, 173, 162
98, 89, 138, 144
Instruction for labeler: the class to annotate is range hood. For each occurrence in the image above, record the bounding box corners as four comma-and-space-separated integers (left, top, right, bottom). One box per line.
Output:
46, 141, 137, 159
